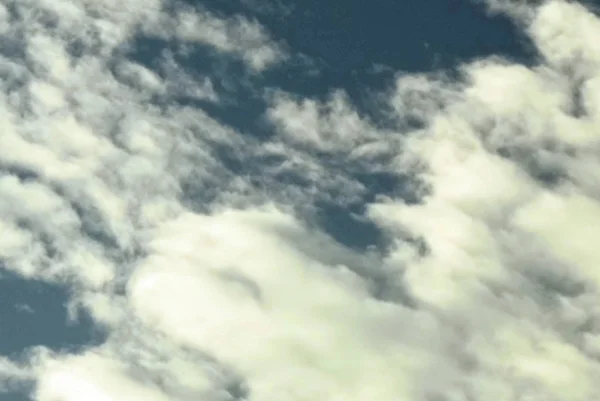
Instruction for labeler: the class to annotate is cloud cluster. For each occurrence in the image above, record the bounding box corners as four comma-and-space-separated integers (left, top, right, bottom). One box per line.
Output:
1, 0, 600, 400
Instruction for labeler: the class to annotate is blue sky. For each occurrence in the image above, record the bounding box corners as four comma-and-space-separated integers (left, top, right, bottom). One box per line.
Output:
1, 0, 600, 400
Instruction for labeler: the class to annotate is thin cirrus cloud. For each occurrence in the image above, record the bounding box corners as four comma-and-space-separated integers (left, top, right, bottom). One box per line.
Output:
0, 0, 599, 401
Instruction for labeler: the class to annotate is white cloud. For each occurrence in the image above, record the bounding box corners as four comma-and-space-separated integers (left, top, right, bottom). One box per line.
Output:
159, 52, 219, 102
267, 90, 375, 152
0, 356, 32, 394
148, 4, 286, 72
365, 1, 600, 399
1, 0, 600, 401
127, 207, 457, 401
34, 352, 171, 401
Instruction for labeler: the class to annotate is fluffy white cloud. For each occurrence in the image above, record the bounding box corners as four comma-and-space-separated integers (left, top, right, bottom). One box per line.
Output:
1, 0, 600, 401
126, 207, 455, 401
34, 352, 171, 401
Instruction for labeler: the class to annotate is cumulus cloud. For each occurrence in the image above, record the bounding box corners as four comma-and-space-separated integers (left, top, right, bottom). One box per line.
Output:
1, 0, 600, 401
126, 208, 452, 401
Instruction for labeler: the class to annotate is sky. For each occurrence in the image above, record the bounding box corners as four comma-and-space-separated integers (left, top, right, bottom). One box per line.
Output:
1, 0, 600, 400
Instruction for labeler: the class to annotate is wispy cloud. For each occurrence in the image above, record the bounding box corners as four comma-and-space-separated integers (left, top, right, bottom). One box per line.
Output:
148, 3, 287, 71
1, 0, 600, 401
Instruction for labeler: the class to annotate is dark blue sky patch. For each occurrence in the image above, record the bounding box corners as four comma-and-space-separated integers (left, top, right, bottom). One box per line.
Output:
199, 0, 536, 89
312, 202, 384, 251
0, 270, 102, 358
0, 384, 34, 401
353, 171, 424, 205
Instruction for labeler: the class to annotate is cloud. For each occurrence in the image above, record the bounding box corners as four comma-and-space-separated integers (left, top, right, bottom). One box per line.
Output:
126, 207, 454, 401
267, 90, 376, 152
148, 3, 286, 72
1, 0, 600, 401
0, 356, 32, 394
34, 352, 171, 401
